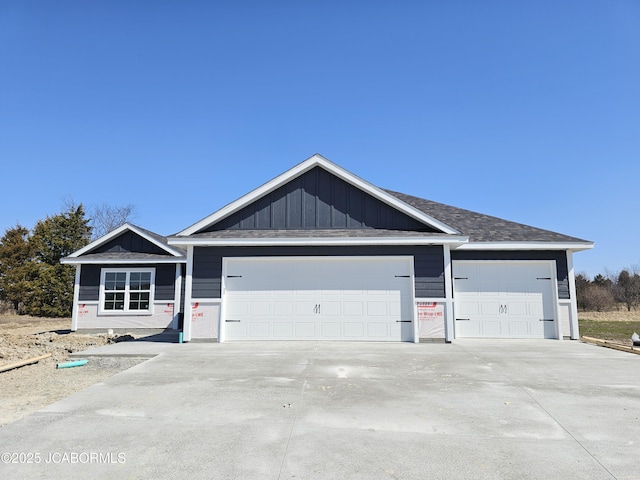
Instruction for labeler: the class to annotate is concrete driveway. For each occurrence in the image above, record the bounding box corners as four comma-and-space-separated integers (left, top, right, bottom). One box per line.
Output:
0, 340, 638, 480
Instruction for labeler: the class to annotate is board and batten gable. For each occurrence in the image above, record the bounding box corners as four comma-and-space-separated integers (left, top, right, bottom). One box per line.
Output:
203, 167, 437, 232
191, 245, 445, 300
93, 230, 169, 255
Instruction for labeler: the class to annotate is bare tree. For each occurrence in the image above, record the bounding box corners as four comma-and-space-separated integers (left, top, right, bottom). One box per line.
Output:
613, 265, 640, 312
89, 204, 136, 240
583, 284, 616, 312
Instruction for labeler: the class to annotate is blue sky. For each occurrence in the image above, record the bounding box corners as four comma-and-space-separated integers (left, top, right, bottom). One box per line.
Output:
1, 1, 638, 277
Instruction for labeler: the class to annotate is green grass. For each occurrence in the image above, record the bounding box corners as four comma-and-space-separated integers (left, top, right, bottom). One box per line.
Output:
579, 319, 640, 342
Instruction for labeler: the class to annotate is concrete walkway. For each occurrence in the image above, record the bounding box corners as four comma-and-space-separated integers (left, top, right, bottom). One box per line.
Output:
0, 340, 638, 479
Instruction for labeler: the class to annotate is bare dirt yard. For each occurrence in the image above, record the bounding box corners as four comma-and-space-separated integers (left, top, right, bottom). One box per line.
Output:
0, 316, 145, 428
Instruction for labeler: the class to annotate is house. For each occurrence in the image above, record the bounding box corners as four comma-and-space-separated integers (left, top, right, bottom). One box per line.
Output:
62, 154, 593, 343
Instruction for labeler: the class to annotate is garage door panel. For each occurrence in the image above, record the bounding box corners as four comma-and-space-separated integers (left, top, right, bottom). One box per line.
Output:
227, 300, 249, 316
528, 302, 543, 316
508, 322, 529, 336
250, 302, 270, 316
273, 323, 294, 338
248, 322, 269, 338
321, 322, 341, 338
456, 320, 480, 336
343, 302, 363, 316
295, 322, 315, 337
481, 302, 500, 315
480, 281, 500, 295
458, 301, 480, 315
273, 302, 294, 316
226, 322, 247, 338
368, 322, 389, 337
224, 257, 414, 341
344, 323, 365, 337
481, 321, 502, 336
367, 301, 388, 316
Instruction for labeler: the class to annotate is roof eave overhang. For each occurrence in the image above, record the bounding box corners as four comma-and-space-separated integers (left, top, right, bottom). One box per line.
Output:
177, 154, 460, 236
167, 236, 469, 247
455, 241, 594, 252
61, 258, 187, 265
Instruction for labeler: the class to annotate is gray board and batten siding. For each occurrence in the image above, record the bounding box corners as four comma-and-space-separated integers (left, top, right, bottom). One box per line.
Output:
451, 250, 570, 299
78, 264, 178, 302
93, 230, 170, 256
204, 167, 436, 232
191, 246, 446, 300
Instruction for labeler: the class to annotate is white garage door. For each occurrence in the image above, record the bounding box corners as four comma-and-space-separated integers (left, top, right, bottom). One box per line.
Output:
223, 257, 414, 342
453, 261, 558, 339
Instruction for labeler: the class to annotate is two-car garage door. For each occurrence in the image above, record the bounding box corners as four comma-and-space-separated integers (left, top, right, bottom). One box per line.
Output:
223, 257, 414, 341
453, 261, 558, 339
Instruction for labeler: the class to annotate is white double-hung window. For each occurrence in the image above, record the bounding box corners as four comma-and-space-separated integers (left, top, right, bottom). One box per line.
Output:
100, 268, 155, 314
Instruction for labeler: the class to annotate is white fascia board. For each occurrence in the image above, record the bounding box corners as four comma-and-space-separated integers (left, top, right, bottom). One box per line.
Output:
67, 223, 184, 258
455, 241, 594, 252
68, 223, 133, 257
61, 257, 186, 265
168, 236, 469, 247
176, 154, 460, 236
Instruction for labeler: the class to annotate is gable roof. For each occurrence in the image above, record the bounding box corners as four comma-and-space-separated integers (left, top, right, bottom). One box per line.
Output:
168, 154, 592, 251
61, 223, 186, 264
176, 154, 460, 236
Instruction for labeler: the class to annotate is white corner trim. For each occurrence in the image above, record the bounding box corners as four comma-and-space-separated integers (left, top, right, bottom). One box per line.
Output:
66, 223, 184, 259
455, 241, 594, 251
566, 251, 580, 340
173, 264, 182, 330
168, 236, 469, 247
443, 244, 454, 342
71, 265, 81, 331
176, 154, 460, 236
183, 246, 194, 342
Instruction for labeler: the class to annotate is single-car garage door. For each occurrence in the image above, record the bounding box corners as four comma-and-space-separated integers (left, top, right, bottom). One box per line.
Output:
223, 257, 415, 342
453, 261, 558, 339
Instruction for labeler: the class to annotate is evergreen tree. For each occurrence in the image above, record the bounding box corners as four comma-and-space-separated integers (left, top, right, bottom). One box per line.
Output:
25, 205, 92, 317
0, 225, 35, 313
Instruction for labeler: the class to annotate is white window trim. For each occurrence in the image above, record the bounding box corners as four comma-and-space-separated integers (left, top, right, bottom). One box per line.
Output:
99, 267, 156, 316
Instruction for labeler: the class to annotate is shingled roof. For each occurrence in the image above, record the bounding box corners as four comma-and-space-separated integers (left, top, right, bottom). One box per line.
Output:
386, 190, 590, 244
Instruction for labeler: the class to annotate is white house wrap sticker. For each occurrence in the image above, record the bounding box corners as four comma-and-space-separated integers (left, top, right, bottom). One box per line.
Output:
417, 302, 445, 338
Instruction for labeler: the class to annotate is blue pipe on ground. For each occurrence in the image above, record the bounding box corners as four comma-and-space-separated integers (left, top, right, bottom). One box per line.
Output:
56, 359, 88, 369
